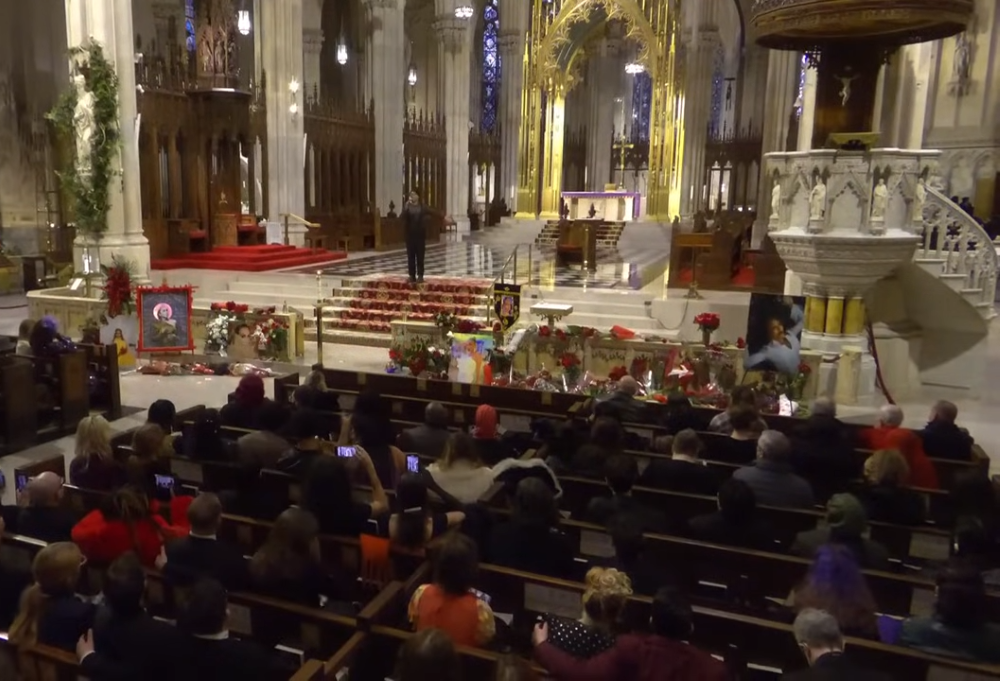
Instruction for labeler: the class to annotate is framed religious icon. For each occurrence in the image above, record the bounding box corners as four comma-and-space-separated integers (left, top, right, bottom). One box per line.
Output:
136, 285, 195, 352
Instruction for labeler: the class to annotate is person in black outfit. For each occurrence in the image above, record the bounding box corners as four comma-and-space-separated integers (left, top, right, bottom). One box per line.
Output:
850, 449, 926, 526
248, 507, 352, 608
639, 429, 719, 495
77, 552, 184, 681
783, 608, 890, 680
274, 409, 332, 477
790, 398, 860, 502
584, 454, 667, 533
398, 402, 452, 460
17, 472, 77, 543
572, 417, 625, 478
146, 399, 177, 434
597, 519, 663, 596
489, 478, 575, 579
162, 492, 249, 591
175, 579, 298, 681
686, 478, 774, 550
9, 542, 94, 652
921, 400, 974, 460
403, 190, 429, 283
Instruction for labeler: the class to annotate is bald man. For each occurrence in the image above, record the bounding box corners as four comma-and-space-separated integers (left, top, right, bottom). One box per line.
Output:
602, 375, 647, 424
398, 402, 451, 459
18, 471, 77, 543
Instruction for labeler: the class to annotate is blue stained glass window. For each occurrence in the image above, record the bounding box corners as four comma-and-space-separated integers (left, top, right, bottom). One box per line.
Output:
796, 53, 808, 119
481, 0, 500, 133
631, 72, 652, 141
709, 46, 724, 137
185, 0, 196, 53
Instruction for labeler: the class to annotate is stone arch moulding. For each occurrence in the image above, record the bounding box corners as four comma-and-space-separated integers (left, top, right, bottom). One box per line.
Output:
534, 0, 660, 88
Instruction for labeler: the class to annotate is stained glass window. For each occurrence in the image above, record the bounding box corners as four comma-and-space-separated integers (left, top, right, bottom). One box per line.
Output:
185, 0, 196, 53
796, 53, 808, 119
709, 45, 724, 138
481, 0, 500, 133
631, 72, 652, 141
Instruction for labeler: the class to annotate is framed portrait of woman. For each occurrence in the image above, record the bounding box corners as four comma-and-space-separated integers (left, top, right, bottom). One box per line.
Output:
136, 285, 195, 352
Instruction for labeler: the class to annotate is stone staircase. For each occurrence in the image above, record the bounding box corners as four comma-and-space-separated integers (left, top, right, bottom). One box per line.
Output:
308, 276, 493, 347
534, 221, 627, 248
914, 186, 997, 321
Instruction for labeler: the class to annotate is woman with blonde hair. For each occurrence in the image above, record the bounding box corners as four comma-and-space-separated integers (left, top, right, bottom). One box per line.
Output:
427, 431, 495, 503
9, 542, 94, 651
851, 449, 927, 526
543, 567, 633, 659
70, 415, 126, 491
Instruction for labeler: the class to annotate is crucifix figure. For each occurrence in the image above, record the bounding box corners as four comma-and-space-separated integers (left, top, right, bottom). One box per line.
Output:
612, 135, 634, 186
835, 74, 859, 107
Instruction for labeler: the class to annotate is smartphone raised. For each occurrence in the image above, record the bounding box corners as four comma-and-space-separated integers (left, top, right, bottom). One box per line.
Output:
337, 446, 356, 458
154, 474, 176, 490
406, 454, 419, 473
15, 474, 29, 493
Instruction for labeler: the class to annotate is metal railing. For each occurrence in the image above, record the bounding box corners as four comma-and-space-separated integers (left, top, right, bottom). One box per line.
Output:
280, 213, 321, 246
920, 186, 997, 308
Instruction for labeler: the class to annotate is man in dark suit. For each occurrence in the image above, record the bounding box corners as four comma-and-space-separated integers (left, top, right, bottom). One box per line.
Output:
782, 608, 890, 680
584, 454, 667, 533
77, 552, 184, 680
17, 472, 77, 543
920, 400, 974, 460
398, 402, 451, 459
599, 376, 646, 424
175, 579, 297, 681
639, 429, 719, 495
790, 398, 860, 502
162, 492, 248, 591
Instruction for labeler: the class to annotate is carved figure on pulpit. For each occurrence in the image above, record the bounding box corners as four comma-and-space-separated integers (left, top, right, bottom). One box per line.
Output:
809, 178, 826, 221
770, 180, 781, 220
73, 73, 95, 179
914, 178, 927, 223
871, 178, 888, 221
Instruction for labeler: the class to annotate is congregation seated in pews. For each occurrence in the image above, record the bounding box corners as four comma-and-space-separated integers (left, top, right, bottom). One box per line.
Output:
1, 366, 999, 680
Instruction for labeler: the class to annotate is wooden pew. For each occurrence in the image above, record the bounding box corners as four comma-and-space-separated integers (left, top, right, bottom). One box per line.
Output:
550, 476, 954, 563
80, 343, 122, 420
0, 354, 37, 452
469, 564, 1000, 680
14, 454, 68, 490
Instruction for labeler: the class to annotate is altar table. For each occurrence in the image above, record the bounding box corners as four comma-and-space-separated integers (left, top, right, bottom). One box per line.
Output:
562, 191, 640, 221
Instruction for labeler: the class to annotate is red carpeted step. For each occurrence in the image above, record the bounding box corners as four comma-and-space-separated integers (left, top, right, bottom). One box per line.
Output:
151, 246, 347, 272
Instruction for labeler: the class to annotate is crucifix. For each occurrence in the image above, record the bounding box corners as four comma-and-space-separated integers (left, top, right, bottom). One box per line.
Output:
612, 136, 634, 186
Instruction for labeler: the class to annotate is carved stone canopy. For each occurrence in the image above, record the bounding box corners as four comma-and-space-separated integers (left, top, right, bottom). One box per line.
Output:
750, 0, 975, 50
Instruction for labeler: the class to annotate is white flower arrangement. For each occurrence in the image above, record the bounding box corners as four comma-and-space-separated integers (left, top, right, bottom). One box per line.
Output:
205, 311, 238, 355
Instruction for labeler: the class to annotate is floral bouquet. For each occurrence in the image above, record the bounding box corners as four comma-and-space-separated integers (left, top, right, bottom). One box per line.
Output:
252, 317, 290, 359
560, 350, 582, 387
210, 301, 250, 314
694, 312, 720, 345
100, 255, 136, 318
434, 311, 457, 331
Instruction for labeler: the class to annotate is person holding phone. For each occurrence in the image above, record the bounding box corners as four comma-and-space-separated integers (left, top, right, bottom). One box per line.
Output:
408, 534, 495, 647
302, 447, 390, 536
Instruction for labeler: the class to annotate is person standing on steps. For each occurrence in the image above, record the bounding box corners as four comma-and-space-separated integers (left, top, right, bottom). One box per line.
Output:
403, 190, 428, 284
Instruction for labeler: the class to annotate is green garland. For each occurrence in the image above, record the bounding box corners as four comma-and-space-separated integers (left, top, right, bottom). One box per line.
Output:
46, 40, 121, 239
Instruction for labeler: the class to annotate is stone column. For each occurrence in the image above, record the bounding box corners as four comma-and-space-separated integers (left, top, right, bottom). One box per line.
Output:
64, 0, 151, 278
260, 0, 307, 245
302, 28, 324, 98
365, 0, 405, 216
797, 63, 818, 151
498, 0, 528, 212
678, 29, 720, 218
435, 13, 475, 233
750, 49, 798, 246
737, 45, 768, 137
585, 39, 620, 191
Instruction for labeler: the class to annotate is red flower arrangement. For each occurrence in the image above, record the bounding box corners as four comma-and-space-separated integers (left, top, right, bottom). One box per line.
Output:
455, 319, 484, 334
693, 312, 720, 332
736, 337, 746, 349
253, 306, 277, 315
798, 362, 811, 375
538, 325, 552, 338
210, 301, 250, 314
493, 321, 502, 333
608, 365, 628, 382
560, 351, 582, 384
100, 255, 136, 318
555, 328, 567, 341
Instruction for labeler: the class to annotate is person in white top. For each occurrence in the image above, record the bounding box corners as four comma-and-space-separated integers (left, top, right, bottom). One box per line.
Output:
426, 432, 495, 504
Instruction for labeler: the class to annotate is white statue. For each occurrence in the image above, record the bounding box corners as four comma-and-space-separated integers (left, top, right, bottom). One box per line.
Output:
72, 73, 95, 179
835, 74, 859, 107
770, 180, 781, 219
954, 33, 972, 82
914, 178, 927, 222
809, 178, 826, 221
871, 178, 888, 221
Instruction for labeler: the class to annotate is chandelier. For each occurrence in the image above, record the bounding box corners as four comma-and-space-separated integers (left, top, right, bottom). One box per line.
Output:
624, 62, 645, 75
336, 43, 348, 65
237, 10, 251, 36
455, 5, 474, 19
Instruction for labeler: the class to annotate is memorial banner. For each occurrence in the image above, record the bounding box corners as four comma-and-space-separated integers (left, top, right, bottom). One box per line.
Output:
493, 283, 521, 331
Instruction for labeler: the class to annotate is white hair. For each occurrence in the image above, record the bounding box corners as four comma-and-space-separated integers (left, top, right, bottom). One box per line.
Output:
879, 404, 903, 427
757, 430, 790, 462
793, 608, 843, 651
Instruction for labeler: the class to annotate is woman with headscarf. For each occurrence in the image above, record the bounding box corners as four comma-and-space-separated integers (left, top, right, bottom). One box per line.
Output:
472, 404, 514, 466
220, 374, 271, 430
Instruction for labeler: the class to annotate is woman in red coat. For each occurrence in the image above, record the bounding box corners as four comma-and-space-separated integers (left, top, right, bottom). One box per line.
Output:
72, 486, 187, 567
